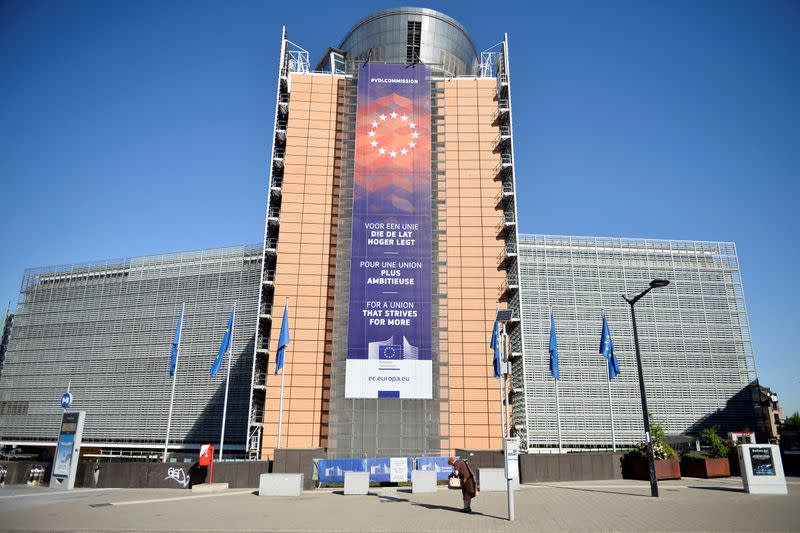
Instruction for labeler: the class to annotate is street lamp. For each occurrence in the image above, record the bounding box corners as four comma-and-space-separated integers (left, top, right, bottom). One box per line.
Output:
623, 278, 670, 498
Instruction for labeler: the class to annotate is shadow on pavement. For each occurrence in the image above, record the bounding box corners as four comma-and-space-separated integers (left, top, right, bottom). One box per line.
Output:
688, 486, 745, 493
550, 485, 652, 498
331, 490, 379, 496
411, 502, 505, 520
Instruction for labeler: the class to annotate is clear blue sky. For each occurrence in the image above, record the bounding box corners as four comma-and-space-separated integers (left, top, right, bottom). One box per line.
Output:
1, 1, 798, 414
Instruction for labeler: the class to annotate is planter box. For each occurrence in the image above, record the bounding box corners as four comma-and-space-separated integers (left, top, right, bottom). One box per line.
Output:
681, 458, 730, 478
629, 458, 681, 480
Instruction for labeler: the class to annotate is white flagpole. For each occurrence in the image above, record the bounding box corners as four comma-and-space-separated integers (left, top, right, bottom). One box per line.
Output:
277, 364, 286, 449
554, 379, 563, 453
163, 302, 184, 463
502, 323, 512, 437
607, 376, 617, 451
277, 298, 288, 449
219, 302, 235, 460
498, 355, 507, 440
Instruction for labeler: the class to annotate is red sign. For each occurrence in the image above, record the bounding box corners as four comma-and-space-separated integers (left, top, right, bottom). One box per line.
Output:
199, 444, 214, 466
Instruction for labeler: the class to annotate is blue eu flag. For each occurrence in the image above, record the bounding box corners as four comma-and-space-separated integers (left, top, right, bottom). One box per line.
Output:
379, 345, 402, 360
168, 305, 184, 377
600, 315, 620, 380
490, 320, 501, 379
549, 313, 560, 380
275, 301, 290, 374
210, 308, 234, 378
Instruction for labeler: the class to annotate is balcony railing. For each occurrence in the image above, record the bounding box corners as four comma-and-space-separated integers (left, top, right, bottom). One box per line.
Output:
257, 335, 271, 351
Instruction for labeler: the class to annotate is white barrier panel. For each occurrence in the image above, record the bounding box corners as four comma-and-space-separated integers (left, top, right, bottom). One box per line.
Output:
258, 473, 304, 497
478, 468, 519, 492
344, 472, 370, 495
411, 470, 437, 493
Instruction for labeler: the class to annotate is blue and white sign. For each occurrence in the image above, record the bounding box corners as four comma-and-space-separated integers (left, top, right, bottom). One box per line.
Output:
416, 457, 456, 481
60, 392, 73, 409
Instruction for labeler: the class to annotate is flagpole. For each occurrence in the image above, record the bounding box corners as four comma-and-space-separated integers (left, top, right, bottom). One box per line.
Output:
277, 297, 288, 449
554, 379, 563, 453
498, 358, 507, 440
163, 303, 184, 463
607, 376, 616, 451
502, 322, 511, 437
219, 302, 235, 460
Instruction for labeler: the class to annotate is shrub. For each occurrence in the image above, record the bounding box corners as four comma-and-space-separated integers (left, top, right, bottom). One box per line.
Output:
681, 452, 706, 462
624, 412, 677, 461
700, 427, 729, 459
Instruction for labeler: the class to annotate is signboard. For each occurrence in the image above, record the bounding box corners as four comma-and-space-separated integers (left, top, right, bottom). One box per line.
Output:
749, 447, 776, 476
317, 458, 413, 485
415, 457, 455, 481
317, 459, 367, 485
345, 63, 433, 399
390, 457, 409, 482
49, 411, 85, 490
737, 444, 787, 494
60, 392, 72, 409
504, 437, 520, 481
199, 444, 214, 466
52, 433, 75, 477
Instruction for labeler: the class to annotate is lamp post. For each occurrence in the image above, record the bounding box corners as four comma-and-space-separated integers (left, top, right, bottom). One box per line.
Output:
623, 278, 670, 498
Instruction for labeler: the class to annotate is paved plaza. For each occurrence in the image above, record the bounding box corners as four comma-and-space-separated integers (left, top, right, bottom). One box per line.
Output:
0, 477, 797, 532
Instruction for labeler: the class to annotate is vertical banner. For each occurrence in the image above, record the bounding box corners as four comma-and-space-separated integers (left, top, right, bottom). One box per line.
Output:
346, 63, 432, 399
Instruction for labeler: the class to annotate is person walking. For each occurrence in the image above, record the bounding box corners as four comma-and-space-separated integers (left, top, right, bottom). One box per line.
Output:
448, 456, 477, 513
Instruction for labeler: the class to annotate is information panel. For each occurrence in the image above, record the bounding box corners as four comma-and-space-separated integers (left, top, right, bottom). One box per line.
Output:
346, 63, 432, 399
749, 447, 776, 476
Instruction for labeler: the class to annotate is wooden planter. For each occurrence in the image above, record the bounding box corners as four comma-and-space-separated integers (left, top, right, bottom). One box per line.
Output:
681, 458, 730, 478
629, 458, 681, 480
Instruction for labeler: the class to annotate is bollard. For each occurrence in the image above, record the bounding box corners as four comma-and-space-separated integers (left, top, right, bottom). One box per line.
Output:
0, 465, 7, 486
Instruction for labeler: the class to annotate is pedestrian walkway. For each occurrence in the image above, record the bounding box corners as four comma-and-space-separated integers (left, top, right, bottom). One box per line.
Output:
1, 478, 797, 532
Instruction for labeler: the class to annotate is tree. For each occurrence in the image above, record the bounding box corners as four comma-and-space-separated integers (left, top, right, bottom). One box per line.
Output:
784, 411, 800, 432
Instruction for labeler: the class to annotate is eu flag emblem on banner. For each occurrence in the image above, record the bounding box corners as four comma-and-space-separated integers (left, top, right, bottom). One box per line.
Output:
600, 315, 620, 380
549, 313, 560, 380
490, 320, 501, 379
210, 309, 234, 378
274, 301, 290, 374
379, 345, 402, 360
169, 306, 184, 377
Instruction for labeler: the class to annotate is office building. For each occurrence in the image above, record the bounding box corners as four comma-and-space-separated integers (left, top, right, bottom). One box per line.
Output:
251, 7, 523, 459
0, 246, 261, 453
516, 235, 760, 449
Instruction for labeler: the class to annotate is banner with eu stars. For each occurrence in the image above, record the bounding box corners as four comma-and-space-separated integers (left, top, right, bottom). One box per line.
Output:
345, 63, 432, 399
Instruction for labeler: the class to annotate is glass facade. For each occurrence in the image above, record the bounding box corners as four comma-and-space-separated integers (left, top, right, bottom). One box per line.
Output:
338, 8, 480, 77
0, 245, 261, 450
516, 235, 760, 449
